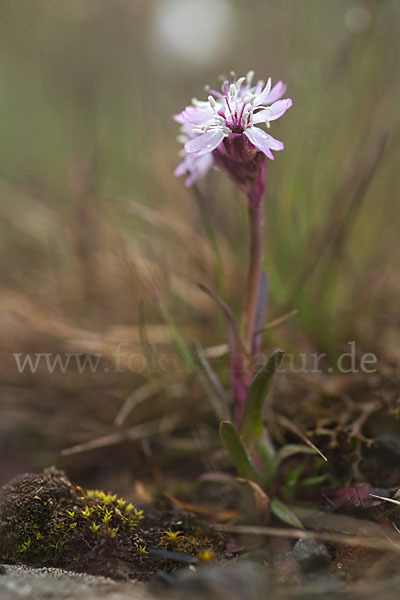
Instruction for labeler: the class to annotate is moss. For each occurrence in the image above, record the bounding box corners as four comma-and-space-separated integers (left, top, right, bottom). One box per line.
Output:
162, 529, 183, 548
0, 468, 228, 580
0, 467, 146, 576
158, 527, 219, 558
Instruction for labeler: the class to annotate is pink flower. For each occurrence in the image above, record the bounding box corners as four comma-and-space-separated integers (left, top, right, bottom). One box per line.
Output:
174, 71, 292, 186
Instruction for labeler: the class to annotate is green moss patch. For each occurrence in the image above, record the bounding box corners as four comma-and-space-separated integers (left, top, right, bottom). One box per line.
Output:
0, 468, 225, 580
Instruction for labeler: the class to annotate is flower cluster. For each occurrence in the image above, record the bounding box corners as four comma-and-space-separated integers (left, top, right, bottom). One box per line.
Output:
174, 71, 292, 187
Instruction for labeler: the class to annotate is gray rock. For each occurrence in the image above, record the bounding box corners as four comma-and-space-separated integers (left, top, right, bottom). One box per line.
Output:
292, 539, 331, 573
379, 434, 400, 457
0, 564, 149, 600
164, 561, 276, 600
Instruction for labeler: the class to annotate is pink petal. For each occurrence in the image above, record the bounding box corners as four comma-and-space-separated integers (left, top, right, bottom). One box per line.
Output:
174, 154, 213, 186
181, 106, 214, 127
244, 126, 284, 158
185, 155, 213, 186
266, 81, 287, 104
253, 79, 264, 95
253, 77, 272, 106
174, 160, 188, 177
173, 112, 185, 124
184, 129, 225, 157
253, 99, 292, 124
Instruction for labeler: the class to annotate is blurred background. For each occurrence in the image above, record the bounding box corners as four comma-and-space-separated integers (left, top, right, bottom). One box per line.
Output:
0, 0, 399, 494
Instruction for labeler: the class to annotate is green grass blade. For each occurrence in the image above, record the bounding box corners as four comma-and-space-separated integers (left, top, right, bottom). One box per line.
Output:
273, 444, 318, 467
192, 185, 226, 299
158, 300, 197, 372
241, 350, 284, 445
300, 475, 328, 487
138, 301, 155, 370
268, 444, 318, 487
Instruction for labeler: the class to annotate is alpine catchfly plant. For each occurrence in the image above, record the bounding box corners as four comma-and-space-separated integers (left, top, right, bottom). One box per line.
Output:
174, 72, 317, 526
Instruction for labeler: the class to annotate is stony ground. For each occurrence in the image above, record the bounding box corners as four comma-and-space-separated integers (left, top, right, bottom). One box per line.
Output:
0, 564, 150, 600
4, 561, 400, 600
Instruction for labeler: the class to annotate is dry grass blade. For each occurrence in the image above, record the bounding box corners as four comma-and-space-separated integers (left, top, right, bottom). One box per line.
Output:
114, 380, 163, 427
284, 132, 388, 309
213, 523, 400, 553
203, 343, 229, 359
277, 415, 328, 462
61, 419, 164, 456
254, 309, 298, 335
198, 282, 248, 358
370, 494, 400, 507
163, 492, 241, 521
195, 342, 229, 419
202, 311, 298, 359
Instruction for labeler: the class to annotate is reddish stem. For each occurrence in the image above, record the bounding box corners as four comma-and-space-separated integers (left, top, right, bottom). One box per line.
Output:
243, 194, 264, 353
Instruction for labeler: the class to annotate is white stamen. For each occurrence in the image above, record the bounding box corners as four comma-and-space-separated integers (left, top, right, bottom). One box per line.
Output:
241, 106, 250, 123
248, 107, 254, 127
246, 70, 254, 86
192, 98, 209, 107
236, 76, 245, 91
208, 95, 217, 109
177, 135, 188, 143
192, 127, 205, 134
265, 120, 271, 129
229, 83, 236, 97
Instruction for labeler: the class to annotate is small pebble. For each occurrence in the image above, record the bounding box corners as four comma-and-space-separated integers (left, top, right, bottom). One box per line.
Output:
379, 434, 400, 458
293, 539, 331, 573
147, 570, 174, 593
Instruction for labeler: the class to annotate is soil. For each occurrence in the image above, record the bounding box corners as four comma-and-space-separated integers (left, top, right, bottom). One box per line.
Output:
3, 467, 400, 599
0, 468, 226, 582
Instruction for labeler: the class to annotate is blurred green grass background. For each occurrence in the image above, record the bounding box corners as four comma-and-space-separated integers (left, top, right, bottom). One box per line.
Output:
0, 0, 399, 486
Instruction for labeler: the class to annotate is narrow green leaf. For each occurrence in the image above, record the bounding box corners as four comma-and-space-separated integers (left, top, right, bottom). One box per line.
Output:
300, 475, 328, 487
267, 444, 318, 487
241, 350, 284, 445
219, 421, 263, 486
274, 444, 318, 467
254, 436, 275, 480
270, 498, 303, 529
282, 457, 309, 502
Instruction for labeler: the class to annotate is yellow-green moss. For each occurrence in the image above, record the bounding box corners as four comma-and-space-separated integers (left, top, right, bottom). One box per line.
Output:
0, 467, 146, 571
